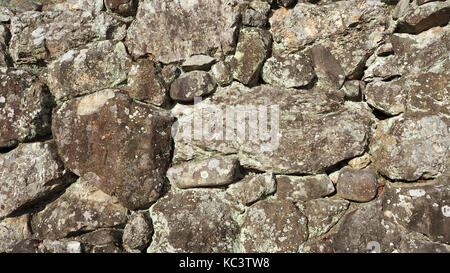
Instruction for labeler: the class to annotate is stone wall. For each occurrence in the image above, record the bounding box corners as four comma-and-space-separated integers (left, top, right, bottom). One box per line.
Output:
0, 0, 449, 253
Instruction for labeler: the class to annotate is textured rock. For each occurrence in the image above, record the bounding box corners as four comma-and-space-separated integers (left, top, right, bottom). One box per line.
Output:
75, 229, 123, 253
398, 235, 450, 253
226, 172, 276, 205
230, 27, 272, 85
126, 0, 242, 63
46, 40, 131, 101
63, 0, 105, 15
370, 113, 449, 181
331, 200, 402, 253
173, 83, 374, 174
309, 45, 345, 90
167, 157, 240, 189
105, 0, 137, 16
181, 55, 216, 72
211, 61, 233, 87
123, 212, 153, 252
342, 80, 361, 100
31, 178, 128, 240
392, 0, 410, 20
382, 182, 450, 244
38, 240, 82, 253
348, 153, 371, 170
11, 239, 40, 253
126, 59, 167, 106
0, 67, 53, 147
52, 89, 174, 209
9, 10, 127, 64
240, 199, 308, 252
148, 190, 240, 253
305, 199, 350, 238
276, 175, 335, 202
337, 169, 378, 202
0, 141, 75, 218
16, 1, 42, 12
396, 1, 450, 34
365, 80, 407, 116
0, 215, 31, 253
0, 7, 14, 23
170, 71, 216, 102
262, 53, 315, 88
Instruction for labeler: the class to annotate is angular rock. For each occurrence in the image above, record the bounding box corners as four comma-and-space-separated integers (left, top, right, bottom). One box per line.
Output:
16, 1, 42, 12
0, 141, 75, 218
123, 212, 153, 252
270, 1, 387, 78
169, 71, 216, 102
365, 80, 407, 116
240, 199, 308, 252
298, 238, 334, 253
305, 199, 350, 238
46, 40, 131, 101
0, 215, 31, 253
396, 1, 450, 34
211, 61, 233, 87
226, 172, 276, 205
38, 240, 82, 253
331, 200, 402, 252
63, 0, 104, 15
261, 53, 316, 88
75, 229, 123, 253
126, 59, 167, 106
105, 0, 137, 16
342, 80, 361, 100
276, 0, 296, 7
276, 175, 335, 202
370, 113, 449, 181
181, 55, 216, 72
173, 83, 374, 174
348, 153, 371, 170
126, 0, 242, 63
382, 182, 450, 244
11, 239, 40, 253
148, 190, 240, 253
230, 27, 271, 85
0, 7, 14, 23
376, 42, 394, 56
392, 0, 410, 20
161, 64, 181, 85
0, 67, 53, 147
52, 89, 174, 209
31, 178, 128, 240
167, 157, 240, 189
398, 235, 450, 253
309, 45, 345, 90
9, 10, 127, 64
337, 168, 378, 202
242, 7, 268, 27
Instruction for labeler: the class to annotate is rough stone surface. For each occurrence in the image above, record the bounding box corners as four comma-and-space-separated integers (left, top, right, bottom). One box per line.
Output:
170, 71, 216, 102
262, 53, 315, 88
148, 190, 241, 253
276, 175, 335, 202
396, 1, 450, 34
31, 178, 128, 240
75, 229, 123, 253
52, 89, 174, 210
337, 168, 378, 202
226, 172, 276, 205
126, 0, 242, 63
126, 59, 167, 106
370, 113, 449, 181
309, 45, 345, 90
46, 40, 131, 101
167, 157, 240, 189
0, 67, 53, 147
365, 79, 407, 116
240, 199, 308, 252
211, 61, 233, 87
305, 199, 350, 238
0, 141, 74, 218
105, 0, 137, 17
0, 214, 31, 253
123, 212, 153, 252
181, 55, 216, 72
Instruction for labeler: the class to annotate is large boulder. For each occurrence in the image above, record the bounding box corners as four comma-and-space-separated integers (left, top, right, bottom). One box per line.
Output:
52, 89, 174, 210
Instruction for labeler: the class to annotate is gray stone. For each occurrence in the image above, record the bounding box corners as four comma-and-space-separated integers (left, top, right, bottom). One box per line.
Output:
392, 0, 410, 20
276, 175, 335, 202
0, 67, 53, 148
342, 80, 361, 100
148, 189, 241, 253
0, 7, 14, 22
337, 168, 378, 202
309, 45, 345, 90
105, 0, 137, 17
211, 61, 233, 87
262, 53, 316, 88
75, 229, 123, 253
240, 199, 308, 252
46, 40, 131, 101
64, 0, 105, 15
305, 199, 350, 238
38, 240, 82, 253
226, 172, 276, 205
167, 157, 240, 189
170, 71, 216, 102
16, 1, 42, 12
365, 80, 406, 116
181, 55, 216, 72
396, 1, 450, 34
0, 215, 31, 253
31, 178, 128, 240
123, 212, 153, 252
126, 0, 242, 63
0, 141, 75, 218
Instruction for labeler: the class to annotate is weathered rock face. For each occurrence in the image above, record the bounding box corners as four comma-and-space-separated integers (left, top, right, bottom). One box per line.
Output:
305, 199, 350, 238
148, 190, 241, 253
31, 178, 128, 240
337, 169, 378, 202
166, 157, 240, 189
126, 0, 242, 63
226, 172, 276, 205
181, 55, 216, 72
276, 175, 335, 202
240, 199, 308, 252
173, 83, 375, 174
0, 67, 53, 148
75, 229, 123, 253
9, 10, 126, 64
105, 0, 137, 17
0, 141, 74, 218
0, 214, 31, 253
365, 80, 407, 116
46, 40, 131, 101
170, 71, 216, 102
396, 1, 450, 34
308, 45, 345, 90
122, 212, 153, 252
370, 113, 449, 181
52, 89, 174, 210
